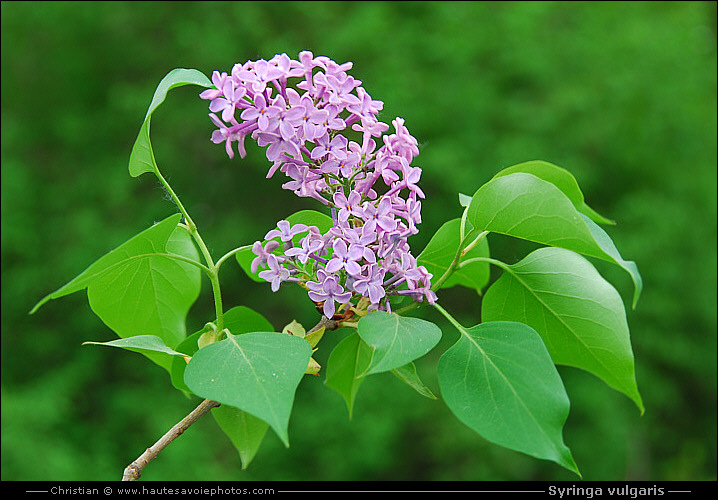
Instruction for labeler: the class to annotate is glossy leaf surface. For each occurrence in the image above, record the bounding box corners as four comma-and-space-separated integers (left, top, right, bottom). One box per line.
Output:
481, 247, 643, 412
357, 311, 442, 375
438, 320, 579, 475
184, 331, 311, 446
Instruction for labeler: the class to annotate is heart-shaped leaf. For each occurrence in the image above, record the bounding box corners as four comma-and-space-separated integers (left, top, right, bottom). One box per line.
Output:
87, 222, 201, 349
32, 214, 183, 311
170, 306, 274, 393
31, 214, 202, 362
357, 311, 442, 375
129, 69, 212, 178
481, 247, 643, 413
184, 331, 311, 446
467, 172, 642, 308
491, 160, 615, 225
438, 319, 580, 476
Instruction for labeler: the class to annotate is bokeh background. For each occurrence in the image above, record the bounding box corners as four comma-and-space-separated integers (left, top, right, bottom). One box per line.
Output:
2, 1, 716, 482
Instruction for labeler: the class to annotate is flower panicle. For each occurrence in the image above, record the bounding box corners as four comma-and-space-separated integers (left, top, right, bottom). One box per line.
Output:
204, 51, 435, 318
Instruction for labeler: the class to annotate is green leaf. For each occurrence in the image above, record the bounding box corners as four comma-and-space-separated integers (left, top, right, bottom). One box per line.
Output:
438, 319, 580, 475
83, 334, 189, 375
417, 218, 490, 293
481, 247, 643, 413
324, 330, 372, 418
82, 335, 188, 356
392, 362, 437, 400
184, 331, 311, 447
31, 214, 183, 312
31, 214, 202, 365
223, 305, 275, 335
86, 222, 201, 350
236, 209, 333, 282
129, 69, 212, 178
492, 160, 615, 225
211, 405, 269, 470
170, 306, 275, 394
467, 172, 641, 307
357, 311, 442, 375
580, 213, 643, 309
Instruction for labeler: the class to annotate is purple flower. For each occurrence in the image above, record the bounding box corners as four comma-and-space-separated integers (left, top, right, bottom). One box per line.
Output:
250, 240, 280, 273
235, 59, 284, 94
311, 134, 348, 161
321, 149, 361, 177
347, 86, 384, 119
281, 163, 323, 198
209, 79, 246, 123
258, 254, 290, 292
321, 72, 361, 108
404, 198, 422, 234
270, 52, 304, 79
353, 263, 386, 305
240, 93, 279, 132
384, 117, 420, 161
333, 225, 377, 263
285, 228, 325, 264
385, 163, 425, 199
208, 114, 237, 159
313, 104, 346, 141
326, 238, 363, 276
362, 197, 397, 233
373, 151, 402, 186
204, 52, 433, 313
267, 95, 299, 141
352, 118, 390, 139
265, 220, 309, 242
333, 190, 363, 223
264, 133, 302, 163
288, 94, 326, 142
396, 252, 425, 290
200, 71, 230, 101
306, 269, 352, 318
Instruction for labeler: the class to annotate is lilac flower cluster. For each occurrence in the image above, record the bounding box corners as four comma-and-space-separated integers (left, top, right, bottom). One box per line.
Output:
201, 51, 436, 318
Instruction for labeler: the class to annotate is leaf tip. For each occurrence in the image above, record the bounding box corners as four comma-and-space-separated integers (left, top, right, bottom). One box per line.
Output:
636, 399, 646, 416
29, 297, 49, 315
631, 293, 641, 311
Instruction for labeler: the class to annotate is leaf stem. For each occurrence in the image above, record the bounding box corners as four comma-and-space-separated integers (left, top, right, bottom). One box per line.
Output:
153, 168, 224, 331
432, 302, 468, 335
461, 230, 489, 257
156, 169, 215, 267
457, 256, 510, 272
153, 253, 212, 274
215, 245, 251, 271
430, 228, 480, 292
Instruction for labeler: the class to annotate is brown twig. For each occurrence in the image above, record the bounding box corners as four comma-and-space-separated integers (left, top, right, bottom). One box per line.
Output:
120, 316, 338, 481
121, 398, 220, 481
307, 314, 339, 334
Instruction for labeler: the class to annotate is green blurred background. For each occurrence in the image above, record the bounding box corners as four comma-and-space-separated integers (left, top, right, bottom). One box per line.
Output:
2, 1, 716, 482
